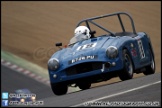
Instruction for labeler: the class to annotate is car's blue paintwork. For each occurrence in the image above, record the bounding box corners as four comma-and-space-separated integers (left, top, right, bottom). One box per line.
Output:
48, 12, 154, 86
48, 32, 153, 84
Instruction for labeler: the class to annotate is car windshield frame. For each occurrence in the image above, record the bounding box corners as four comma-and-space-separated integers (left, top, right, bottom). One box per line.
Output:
69, 33, 90, 45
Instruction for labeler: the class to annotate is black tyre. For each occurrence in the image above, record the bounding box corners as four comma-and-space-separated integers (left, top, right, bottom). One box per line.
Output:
143, 50, 155, 75
78, 82, 91, 90
51, 83, 68, 95
118, 49, 134, 81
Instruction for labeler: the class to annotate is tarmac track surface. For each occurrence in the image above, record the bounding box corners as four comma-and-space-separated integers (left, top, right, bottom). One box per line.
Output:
43, 73, 161, 107
1, 65, 161, 107
1, 65, 54, 100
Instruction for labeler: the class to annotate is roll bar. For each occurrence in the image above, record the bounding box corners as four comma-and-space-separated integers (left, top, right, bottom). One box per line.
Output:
76, 12, 137, 36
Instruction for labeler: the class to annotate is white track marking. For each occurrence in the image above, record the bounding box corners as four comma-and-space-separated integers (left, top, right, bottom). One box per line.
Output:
35, 76, 42, 80
1, 59, 4, 62
29, 73, 36, 77
72, 81, 161, 107
10, 64, 18, 69
4, 62, 11, 66
17, 67, 24, 72
23, 70, 31, 74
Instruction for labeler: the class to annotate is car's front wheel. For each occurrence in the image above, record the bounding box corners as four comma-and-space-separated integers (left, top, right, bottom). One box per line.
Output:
118, 49, 134, 81
51, 83, 68, 95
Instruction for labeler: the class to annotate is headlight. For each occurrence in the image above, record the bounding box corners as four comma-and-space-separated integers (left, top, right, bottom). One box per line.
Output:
48, 58, 59, 71
106, 46, 118, 58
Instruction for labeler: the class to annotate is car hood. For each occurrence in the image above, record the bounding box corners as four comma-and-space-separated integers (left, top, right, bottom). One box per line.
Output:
51, 36, 119, 65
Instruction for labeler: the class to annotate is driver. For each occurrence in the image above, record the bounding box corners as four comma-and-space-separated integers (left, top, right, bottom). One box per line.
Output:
74, 26, 91, 40
69, 26, 91, 45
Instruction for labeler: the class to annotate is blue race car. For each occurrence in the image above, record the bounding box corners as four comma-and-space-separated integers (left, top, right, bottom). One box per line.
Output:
48, 12, 155, 95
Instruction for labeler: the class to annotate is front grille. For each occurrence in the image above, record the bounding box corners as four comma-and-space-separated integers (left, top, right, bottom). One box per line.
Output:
66, 62, 103, 76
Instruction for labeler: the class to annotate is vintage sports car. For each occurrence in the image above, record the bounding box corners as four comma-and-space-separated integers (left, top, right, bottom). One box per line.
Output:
48, 12, 155, 95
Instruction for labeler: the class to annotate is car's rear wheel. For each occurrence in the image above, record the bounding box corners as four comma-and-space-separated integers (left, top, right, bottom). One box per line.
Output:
77, 82, 91, 90
51, 83, 68, 95
118, 49, 134, 81
143, 49, 155, 75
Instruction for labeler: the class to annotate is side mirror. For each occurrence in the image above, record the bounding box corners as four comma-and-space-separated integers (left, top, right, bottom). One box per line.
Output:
55, 43, 62, 47
55, 43, 62, 50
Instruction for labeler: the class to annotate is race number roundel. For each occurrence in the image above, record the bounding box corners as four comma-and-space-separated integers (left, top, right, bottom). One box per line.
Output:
77, 42, 97, 51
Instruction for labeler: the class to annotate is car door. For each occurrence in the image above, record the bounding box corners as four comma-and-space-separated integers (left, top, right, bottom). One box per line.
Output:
135, 35, 150, 68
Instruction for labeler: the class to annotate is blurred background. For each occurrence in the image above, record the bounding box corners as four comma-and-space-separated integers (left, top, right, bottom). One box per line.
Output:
1, 1, 161, 75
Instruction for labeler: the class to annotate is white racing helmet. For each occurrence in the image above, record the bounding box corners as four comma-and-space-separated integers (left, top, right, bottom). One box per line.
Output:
74, 26, 91, 39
